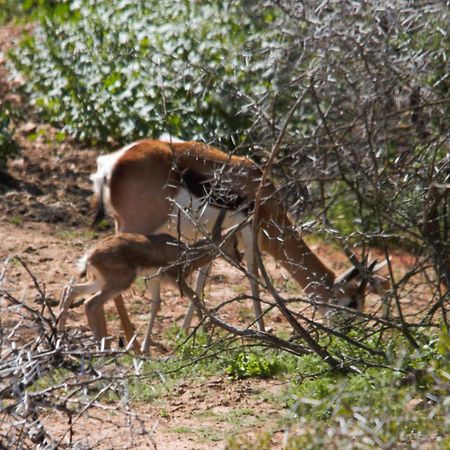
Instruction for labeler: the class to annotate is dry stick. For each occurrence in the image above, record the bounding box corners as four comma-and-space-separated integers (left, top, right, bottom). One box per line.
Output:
53, 381, 115, 448
2, 290, 57, 354
250, 83, 351, 372
2, 255, 58, 332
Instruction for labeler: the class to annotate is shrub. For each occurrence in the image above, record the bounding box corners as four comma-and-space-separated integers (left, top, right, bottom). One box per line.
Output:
0, 106, 19, 168
11, 0, 280, 146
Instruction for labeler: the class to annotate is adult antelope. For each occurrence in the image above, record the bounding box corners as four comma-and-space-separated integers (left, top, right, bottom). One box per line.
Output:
59, 209, 240, 354
92, 137, 262, 341
91, 138, 384, 337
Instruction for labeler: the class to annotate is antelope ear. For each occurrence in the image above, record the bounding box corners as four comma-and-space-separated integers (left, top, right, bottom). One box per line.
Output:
359, 259, 391, 295
335, 258, 388, 285
371, 259, 388, 273
335, 265, 359, 284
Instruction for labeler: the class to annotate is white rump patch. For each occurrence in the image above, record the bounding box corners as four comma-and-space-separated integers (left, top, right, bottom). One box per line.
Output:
76, 254, 89, 275
90, 137, 185, 197
90, 144, 134, 196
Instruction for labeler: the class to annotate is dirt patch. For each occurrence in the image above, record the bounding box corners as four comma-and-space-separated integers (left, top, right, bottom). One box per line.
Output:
37, 376, 285, 449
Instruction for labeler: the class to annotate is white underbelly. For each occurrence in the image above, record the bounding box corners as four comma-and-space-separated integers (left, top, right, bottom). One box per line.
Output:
157, 187, 249, 242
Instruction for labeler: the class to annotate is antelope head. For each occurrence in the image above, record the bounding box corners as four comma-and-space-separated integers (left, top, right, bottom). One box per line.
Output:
332, 259, 389, 312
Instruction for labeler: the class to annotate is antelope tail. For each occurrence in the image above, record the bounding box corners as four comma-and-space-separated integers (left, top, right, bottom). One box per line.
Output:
90, 175, 107, 229
76, 254, 89, 279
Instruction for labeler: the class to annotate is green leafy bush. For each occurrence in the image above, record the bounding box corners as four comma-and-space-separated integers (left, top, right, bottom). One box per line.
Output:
0, 0, 23, 23
11, 0, 280, 145
0, 106, 19, 167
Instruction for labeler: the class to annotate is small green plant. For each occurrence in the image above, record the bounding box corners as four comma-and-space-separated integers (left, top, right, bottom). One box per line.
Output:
198, 427, 223, 442
128, 375, 171, 403
158, 407, 170, 419
171, 425, 192, 434
26, 367, 72, 392
94, 218, 112, 231
226, 351, 280, 380
54, 130, 66, 143
8, 216, 23, 226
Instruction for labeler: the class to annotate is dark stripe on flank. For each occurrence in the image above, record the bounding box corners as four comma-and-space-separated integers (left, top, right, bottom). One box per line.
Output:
181, 168, 250, 211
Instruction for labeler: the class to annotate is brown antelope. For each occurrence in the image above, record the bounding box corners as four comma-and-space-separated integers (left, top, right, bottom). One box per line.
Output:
58, 209, 240, 354
92, 137, 261, 340
91, 138, 386, 337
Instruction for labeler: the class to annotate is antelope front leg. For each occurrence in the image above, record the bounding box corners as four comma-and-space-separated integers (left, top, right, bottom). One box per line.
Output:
182, 263, 211, 329
142, 278, 162, 355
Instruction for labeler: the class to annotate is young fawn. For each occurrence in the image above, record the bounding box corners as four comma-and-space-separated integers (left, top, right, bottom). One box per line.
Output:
58, 209, 240, 354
